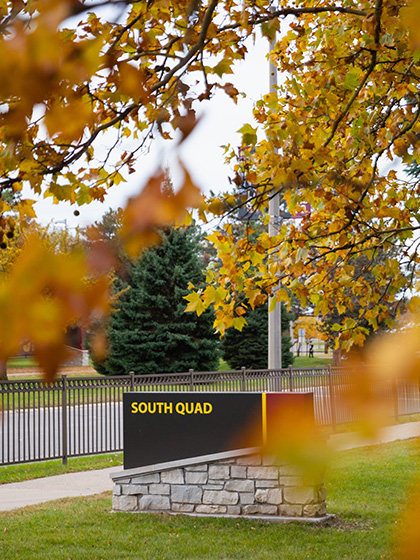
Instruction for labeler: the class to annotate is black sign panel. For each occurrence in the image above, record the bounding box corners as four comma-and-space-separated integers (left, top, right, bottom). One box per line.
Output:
123, 392, 263, 469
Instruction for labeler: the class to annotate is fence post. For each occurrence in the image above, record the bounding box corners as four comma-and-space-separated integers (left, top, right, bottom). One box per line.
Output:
288, 364, 293, 392
241, 367, 246, 392
328, 365, 337, 431
62, 375, 68, 465
189, 369, 194, 391
129, 371, 135, 392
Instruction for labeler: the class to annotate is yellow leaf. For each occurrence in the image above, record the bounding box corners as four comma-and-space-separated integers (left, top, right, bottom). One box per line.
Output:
232, 317, 247, 331
184, 291, 205, 316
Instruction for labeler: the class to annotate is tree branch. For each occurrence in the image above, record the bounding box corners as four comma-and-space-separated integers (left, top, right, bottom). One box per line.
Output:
323, 0, 383, 148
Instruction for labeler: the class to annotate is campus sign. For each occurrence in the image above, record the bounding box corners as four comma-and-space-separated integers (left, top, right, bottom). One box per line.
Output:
123, 392, 314, 470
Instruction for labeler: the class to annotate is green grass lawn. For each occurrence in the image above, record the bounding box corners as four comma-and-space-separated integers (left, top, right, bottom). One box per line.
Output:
0, 440, 418, 559
219, 356, 332, 370
0, 453, 123, 485
6, 356, 38, 369
5, 356, 330, 379
293, 355, 332, 368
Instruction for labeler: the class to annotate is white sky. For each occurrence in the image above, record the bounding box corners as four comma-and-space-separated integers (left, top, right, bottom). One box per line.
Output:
34, 33, 272, 230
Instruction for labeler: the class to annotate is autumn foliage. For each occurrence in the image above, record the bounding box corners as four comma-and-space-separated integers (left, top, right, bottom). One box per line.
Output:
0, 0, 417, 359
196, 1, 420, 353
1, 0, 420, 552
0, 0, 418, 373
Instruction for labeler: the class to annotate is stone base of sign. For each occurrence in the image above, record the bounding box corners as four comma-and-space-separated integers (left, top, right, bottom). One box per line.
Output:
62, 346, 90, 367
111, 448, 328, 521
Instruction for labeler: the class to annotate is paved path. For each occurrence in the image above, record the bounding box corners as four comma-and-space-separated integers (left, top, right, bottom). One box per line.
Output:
328, 420, 420, 451
0, 467, 120, 512
1, 421, 420, 512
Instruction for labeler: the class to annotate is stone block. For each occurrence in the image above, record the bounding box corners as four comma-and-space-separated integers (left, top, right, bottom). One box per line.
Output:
115, 477, 131, 484
203, 483, 224, 490
208, 465, 230, 479
247, 467, 279, 480
256, 488, 283, 505
255, 489, 268, 503
185, 465, 207, 472
255, 480, 278, 488
133, 473, 160, 484
172, 485, 203, 504
172, 503, 195, 513
318, 485, 327, 502
203, 490, 239, 506
185, 471, 208, 484
239, 493, 255, 505
195, 504, 227, 514
303, 503, 327, 517
224, 479, 255, 493
123, 484, 149, 495
242, 505, 259, 515
279, 504, 303, 517
149, 484, 170, 495
139, 495, 170, 511
266, 489, 283, 505
161, 469, 184, 484
259, 504, 278, 515
113, 485, 122, 496
227, 505, 242, 515
283, 487, 316, 505
236, 455, 261, 466
281, 476, 304, 487
230, 466, 247, 479
113, 494, 138, 512
243, 504, 278, 515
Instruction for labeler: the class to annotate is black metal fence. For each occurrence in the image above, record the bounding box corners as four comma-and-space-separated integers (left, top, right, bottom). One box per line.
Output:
1, 366, 419, 466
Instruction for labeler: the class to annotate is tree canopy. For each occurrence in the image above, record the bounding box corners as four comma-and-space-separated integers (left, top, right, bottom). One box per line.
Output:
187, 0, 420, 352
1, 0, 420, 375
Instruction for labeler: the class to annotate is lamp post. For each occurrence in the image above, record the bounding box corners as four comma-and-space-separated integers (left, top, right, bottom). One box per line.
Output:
268, 31, 282, 371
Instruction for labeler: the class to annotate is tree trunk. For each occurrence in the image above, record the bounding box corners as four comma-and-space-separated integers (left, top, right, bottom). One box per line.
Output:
332, 348, 342, 367
0, 360, 7, 381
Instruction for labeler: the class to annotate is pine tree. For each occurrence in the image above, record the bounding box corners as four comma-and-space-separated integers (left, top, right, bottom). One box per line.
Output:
221, 302, 294, 370
92, 226, 219, 375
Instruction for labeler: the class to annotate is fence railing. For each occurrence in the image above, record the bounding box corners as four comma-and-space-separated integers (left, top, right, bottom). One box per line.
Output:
1, 366, 419, 466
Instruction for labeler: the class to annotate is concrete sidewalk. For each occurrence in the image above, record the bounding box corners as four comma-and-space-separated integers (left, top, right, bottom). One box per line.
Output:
0, 467, 120, 512
1, 421, 420, 513
328, 419, 420, 451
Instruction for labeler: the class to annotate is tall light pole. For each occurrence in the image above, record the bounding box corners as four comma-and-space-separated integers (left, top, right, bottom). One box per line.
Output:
268, 30, 282, 371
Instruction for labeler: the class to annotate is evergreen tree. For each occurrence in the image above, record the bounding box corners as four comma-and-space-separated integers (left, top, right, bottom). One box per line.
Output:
221, 302, 294, 370
92, 226, 219, 375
